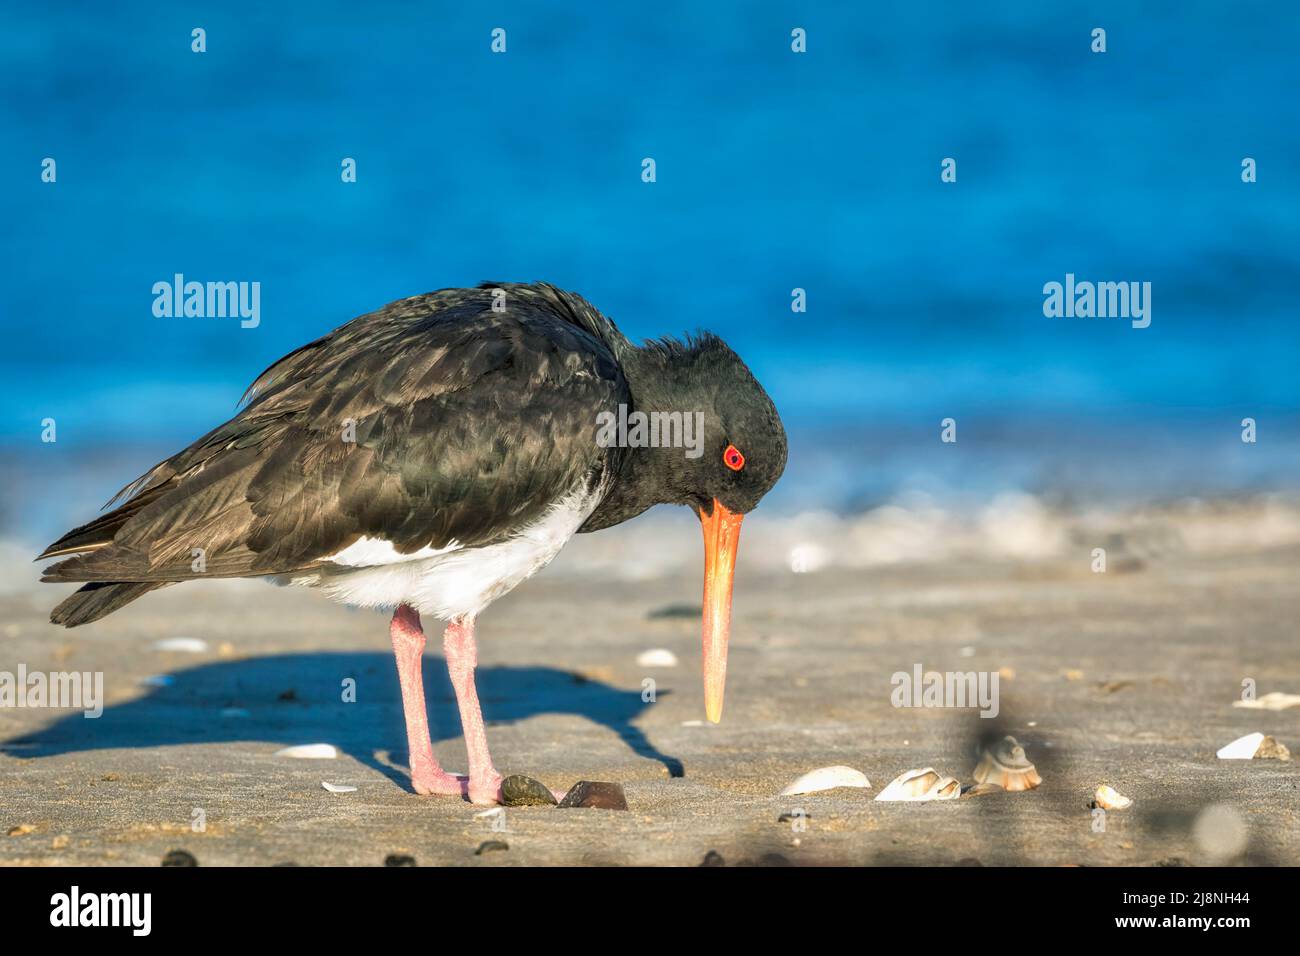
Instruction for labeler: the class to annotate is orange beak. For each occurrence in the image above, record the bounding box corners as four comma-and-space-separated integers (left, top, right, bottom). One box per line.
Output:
698, 499, 743, 723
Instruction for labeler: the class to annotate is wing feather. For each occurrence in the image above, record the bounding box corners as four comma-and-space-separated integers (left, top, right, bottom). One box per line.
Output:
41, 285, 629, 584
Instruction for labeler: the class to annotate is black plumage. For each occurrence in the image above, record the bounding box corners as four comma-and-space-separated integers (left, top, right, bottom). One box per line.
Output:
40, 282, 786, 626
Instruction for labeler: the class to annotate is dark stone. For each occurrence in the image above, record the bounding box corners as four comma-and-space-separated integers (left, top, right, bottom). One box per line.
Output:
557, 780, 628, 811
647, 603, 703, 620
501, 774, 558, 807
777, 812, 810, 824
277, 688, 298, 702
475, 840, 509, 855
161, 849, 198, 867
700, 850, 726, 867
384, 854, 417, 867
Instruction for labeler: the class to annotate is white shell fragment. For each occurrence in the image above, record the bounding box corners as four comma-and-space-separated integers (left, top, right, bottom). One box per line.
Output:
1092, 785, 1132, 810
1216, 732, 1265, 760
151, 637, 209, 653
321, 782, 357, 793
1233, 692, 1300, 711
780, 765, 871, 796
636, 648, 679, 668
874, 768, 961, 802
275, 743, 339, 759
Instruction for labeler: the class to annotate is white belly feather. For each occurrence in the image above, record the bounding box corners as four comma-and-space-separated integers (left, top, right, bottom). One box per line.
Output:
274, 483, 604, 621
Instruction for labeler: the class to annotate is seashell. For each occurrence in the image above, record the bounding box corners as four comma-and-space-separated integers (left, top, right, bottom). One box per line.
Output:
1216, 732, 1264, 760
321, 781, 357, 793
151, 637, 208, 653
636, 648, 678, 668
274, 743, 338, 759
961, 782, 1004, 798
1091, 785, 1132, 810
1254, 736, 1291, 761
874, 768, 961, 802
779, 765, 871, 796
972, 735, 1042, 791
1232, 692, 1300, 711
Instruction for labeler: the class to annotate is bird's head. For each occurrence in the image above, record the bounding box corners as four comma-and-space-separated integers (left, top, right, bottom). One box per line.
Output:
607, 333, 787, 723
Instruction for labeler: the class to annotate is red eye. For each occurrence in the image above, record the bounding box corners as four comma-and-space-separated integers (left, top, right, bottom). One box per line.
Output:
723, 444, 745, 471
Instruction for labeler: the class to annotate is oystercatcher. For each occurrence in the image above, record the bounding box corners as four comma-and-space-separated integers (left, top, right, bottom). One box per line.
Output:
39, 282, 787, 804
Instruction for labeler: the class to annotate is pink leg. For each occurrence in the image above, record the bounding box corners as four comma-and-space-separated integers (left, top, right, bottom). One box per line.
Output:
443, 615, 503, 805
390, 604, 466, 797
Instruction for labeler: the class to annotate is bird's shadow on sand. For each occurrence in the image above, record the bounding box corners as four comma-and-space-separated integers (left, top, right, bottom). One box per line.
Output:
2, 652, 683, 786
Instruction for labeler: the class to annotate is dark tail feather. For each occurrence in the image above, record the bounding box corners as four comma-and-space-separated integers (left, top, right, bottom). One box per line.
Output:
50, 582, 168, 627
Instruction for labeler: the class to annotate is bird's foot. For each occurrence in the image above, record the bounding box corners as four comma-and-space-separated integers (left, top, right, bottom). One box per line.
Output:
467, 769, 505, 805
411, 768, 469, 797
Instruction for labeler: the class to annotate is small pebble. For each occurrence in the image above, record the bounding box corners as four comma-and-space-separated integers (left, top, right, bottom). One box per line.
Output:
7, 824, 35, 837
1232, 691, 1300, 711
777, 812, 810, 823
501, 774, 558, 807
152, 637, 208, 653
1255, 736, 1291, 761
558, 780, 628, 811
161, 849, 198, 867
384, 854, 417, 867
51, 835, 70, 850
274, 743, 338, 759
636, 648, 678, 668
647, 603, 701, 619
699, 850, 726, 867
475, 840, 509, 855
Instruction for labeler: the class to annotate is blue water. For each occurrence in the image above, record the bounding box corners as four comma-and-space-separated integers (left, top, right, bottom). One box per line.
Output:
3, 2, 1299, 535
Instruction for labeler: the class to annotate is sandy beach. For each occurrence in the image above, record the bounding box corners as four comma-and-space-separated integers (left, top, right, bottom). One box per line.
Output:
2, 497, 1296, 866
